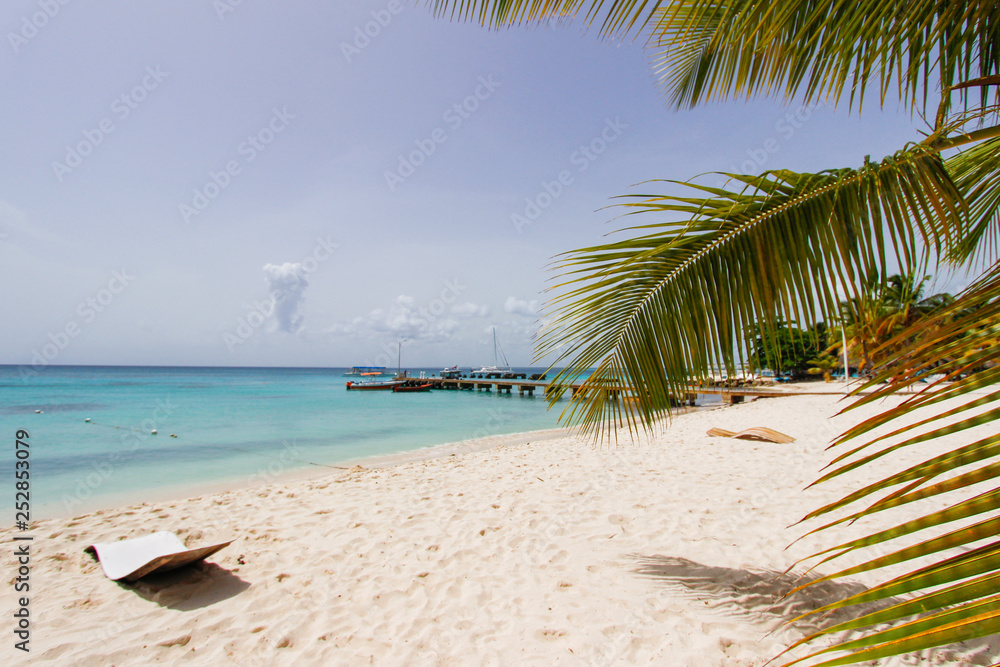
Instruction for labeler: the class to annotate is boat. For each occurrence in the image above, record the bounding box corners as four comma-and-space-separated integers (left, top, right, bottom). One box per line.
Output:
392, 383, 433, 393
473, 327, 512, 376
440, 366, 462, 379
346, 379, 404, 390
345, 366, 388, 376
346, 341, 408, 390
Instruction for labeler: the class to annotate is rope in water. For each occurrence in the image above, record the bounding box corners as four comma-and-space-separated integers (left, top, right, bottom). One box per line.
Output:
83, 419, 348, 470
84, 419, 151, 435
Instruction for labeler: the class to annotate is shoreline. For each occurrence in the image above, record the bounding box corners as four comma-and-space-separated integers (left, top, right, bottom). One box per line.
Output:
6, 390, 996, 664
43, 425, 570, 521
45, 397, 729, 522
47, 423, 591, 521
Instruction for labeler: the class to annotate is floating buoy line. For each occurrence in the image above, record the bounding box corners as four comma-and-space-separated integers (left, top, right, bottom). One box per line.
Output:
83, 417, 347, 470
84, 418, 172, 437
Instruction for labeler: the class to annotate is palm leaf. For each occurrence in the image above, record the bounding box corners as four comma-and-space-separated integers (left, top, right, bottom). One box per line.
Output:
778, 264, 1000, 663
426, 0, 661, 35
785, 603, 1000, 666
647, 0, 1000, 111
945, 137, 1000, 265
426, 1, 1000, 113
536, 147, 960, 439
790, 546, 1000, 631
784, 541, 1000, 630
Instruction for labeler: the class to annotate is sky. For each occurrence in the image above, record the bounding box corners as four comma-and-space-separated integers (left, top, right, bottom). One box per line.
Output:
0, 1, 942, 369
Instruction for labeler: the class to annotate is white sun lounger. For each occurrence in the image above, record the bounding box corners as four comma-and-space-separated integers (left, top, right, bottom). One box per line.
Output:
85, 531, 234, 582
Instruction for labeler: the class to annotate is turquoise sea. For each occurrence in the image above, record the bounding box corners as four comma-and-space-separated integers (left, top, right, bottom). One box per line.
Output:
1, 365, 572, 519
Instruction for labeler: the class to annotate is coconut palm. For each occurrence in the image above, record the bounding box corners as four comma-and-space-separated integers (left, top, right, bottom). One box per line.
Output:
838, 273, 955, 374
838, 284, 888, 375
426, 0, 999, 663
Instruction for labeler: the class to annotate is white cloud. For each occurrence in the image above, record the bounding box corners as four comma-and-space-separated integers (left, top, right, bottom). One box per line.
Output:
503, 296, 540, 317
328, 294, 460, 342
451, 302, 490, 318
0, 200, 63, 248
498, 318, 542, 340
263, 262, 309, 333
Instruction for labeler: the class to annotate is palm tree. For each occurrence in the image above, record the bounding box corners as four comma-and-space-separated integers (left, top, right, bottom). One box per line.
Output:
837, 283, 886, 375
427, 1, 1000, 663
837, 273, 954, 375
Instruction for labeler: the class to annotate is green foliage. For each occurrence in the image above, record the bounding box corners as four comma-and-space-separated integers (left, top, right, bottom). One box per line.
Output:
807, 351, 839, 381
752, 321, 827, 376
425, 0, 1000, 663
838, 272, 955, 374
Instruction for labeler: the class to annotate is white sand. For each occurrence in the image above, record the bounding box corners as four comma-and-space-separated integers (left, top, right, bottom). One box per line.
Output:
3, 391, 998, 665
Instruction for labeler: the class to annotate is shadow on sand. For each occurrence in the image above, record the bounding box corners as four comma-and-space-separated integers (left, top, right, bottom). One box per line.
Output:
115, 562, 251, 611
632, 555, 1000, 664
633, 555, 873, 635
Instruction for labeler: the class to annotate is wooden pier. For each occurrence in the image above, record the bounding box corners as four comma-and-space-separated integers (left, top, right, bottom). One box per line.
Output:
392, 376, 847, 405
398, 377, 550, 396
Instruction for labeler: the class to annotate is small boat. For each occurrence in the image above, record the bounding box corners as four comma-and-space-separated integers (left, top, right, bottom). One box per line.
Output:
346, 379, 404, 390
347, 341, 408, 391
393, 383, 433, 393
345, 366, 388, 376
440, 366, 462, 379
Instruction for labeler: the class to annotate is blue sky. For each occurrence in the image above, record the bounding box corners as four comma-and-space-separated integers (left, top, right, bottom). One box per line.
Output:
1, 1, 938, 369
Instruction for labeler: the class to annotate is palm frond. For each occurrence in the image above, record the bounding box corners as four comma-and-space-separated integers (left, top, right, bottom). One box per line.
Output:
784, 603, 1000, 666
536, 146, 960, 439
425, 0, 662, 35
425, 1, 1000, 114
945, 137, 1000, 266
647, 0, 1000, 111
776, 262, 1000, 663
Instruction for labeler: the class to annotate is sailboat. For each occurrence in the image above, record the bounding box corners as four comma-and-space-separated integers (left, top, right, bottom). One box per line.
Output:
346, 341, 406, 390
473, 327, 512, 376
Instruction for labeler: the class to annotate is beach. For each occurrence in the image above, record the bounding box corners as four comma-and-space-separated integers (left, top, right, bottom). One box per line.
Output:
4, 389, 997, 665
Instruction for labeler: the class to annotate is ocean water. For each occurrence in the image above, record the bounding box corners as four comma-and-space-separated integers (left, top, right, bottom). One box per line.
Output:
1, 365, 569, 519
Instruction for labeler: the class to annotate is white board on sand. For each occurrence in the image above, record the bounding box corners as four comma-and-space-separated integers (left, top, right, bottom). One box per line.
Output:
85, 531, 234, 582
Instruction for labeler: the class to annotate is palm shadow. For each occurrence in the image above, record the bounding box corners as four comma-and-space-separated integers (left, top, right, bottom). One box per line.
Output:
632, 555, 874, 635
632, 555, 1000, 663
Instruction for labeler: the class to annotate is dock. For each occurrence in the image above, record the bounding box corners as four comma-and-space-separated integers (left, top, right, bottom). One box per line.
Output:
393, 376, 851, 405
